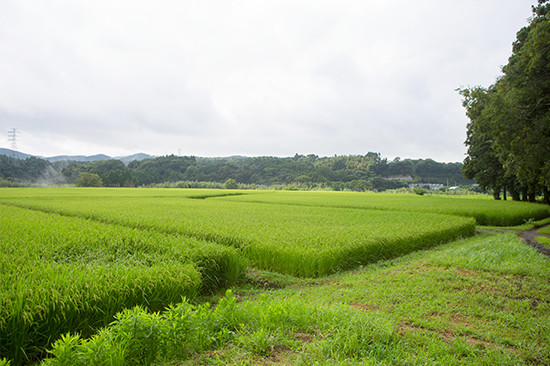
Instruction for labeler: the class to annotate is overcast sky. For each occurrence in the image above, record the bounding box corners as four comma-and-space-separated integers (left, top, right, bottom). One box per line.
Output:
0, 1, 537, 162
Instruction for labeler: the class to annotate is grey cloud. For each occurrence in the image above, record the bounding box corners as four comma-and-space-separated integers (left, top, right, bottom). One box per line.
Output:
0, 0, 538, 161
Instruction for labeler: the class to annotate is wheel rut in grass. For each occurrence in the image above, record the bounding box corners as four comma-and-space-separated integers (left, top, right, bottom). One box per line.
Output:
518, 223, 550, 257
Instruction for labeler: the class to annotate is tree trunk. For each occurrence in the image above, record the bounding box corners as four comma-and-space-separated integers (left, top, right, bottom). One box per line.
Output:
522, 188, 528, 201
510, 185, 521, 201
543, 187, 550, 205
503, 186, 507, 200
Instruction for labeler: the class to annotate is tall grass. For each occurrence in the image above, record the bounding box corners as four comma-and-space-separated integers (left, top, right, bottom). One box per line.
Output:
42, 290, 244, 365
43, 290, 383, 365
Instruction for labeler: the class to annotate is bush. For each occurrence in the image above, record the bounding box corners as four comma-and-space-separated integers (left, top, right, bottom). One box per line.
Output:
413, 186, 427, 195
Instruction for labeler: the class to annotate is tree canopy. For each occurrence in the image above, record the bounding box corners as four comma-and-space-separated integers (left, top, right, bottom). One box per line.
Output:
75, 172, 103, 187
459, 1, 550, 203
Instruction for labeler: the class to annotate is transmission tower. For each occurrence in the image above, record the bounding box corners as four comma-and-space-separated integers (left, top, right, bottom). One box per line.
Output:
8, 128, 18, 152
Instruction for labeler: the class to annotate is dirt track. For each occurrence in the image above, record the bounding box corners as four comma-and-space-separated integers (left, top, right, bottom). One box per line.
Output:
518, 223, 550, 257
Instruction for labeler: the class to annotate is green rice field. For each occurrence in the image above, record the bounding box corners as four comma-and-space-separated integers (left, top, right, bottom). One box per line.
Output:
0, 188, 479, 277
0, 188, 548, 365
218, 190, 550, 226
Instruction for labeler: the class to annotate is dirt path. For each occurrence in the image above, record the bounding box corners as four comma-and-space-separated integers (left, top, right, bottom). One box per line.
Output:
518, 223, 550, 257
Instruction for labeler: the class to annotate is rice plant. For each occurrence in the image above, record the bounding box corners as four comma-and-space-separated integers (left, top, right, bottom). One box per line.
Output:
0, 189, 475, 277
0, 204, 246, 364
218, 190, 550, 226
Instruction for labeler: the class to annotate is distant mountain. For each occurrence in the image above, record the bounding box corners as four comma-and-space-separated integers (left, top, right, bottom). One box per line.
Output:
0, 148, 34, 160
115, 153, 155, 164
0, 149, 154, 164
45, 154, 111, 163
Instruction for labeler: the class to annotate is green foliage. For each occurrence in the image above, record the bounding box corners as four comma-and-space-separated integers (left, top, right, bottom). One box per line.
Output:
537, 235, 550, 248
74, 172, 103, 187
459, 86, 508, 200
65, 160, 133, 187
43, 290, 241, 365
427, 233, 550, 277
460, 2, 550, 202
224, 178, 238, 189
413, 186, 427, 195
91, 160, 134, 187
288, 233, 549, 365
129, 155, 196, 186
222, 190, 550, 226
1, 188, 548, 363
537, 225, 550, 235
0, 178, 28, 187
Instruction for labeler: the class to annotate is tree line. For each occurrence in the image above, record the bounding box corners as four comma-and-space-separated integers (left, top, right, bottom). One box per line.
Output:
1, 152, 472, 191
459, 1, 550, 203
0, 155, 52, 186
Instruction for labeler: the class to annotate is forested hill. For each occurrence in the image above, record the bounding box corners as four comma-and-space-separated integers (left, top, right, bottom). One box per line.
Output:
0, 152, 473, 190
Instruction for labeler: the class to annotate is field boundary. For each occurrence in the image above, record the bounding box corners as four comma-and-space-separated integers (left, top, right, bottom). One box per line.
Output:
187, 192, 248, 199
518, 223, 550, 257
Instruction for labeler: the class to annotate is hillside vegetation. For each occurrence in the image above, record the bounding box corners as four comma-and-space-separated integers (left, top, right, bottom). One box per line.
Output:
1, 153, 472, 191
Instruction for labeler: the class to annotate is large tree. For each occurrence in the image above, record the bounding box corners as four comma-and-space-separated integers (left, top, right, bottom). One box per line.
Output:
459, 86, 507, 199
460, 1, 550, 203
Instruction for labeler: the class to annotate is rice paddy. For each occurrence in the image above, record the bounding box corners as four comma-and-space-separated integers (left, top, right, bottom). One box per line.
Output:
0, 187, 548, 365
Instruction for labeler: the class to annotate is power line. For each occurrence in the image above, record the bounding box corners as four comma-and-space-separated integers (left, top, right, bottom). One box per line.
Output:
8, 128, 18, 153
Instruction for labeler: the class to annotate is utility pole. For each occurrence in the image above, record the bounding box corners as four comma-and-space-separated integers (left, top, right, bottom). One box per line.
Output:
8, 128, 18, 155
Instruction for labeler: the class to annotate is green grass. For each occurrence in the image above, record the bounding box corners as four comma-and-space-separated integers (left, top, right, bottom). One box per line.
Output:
42, 233, 550, 365
536, 235, 550, 248
537, 224, 550, 236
